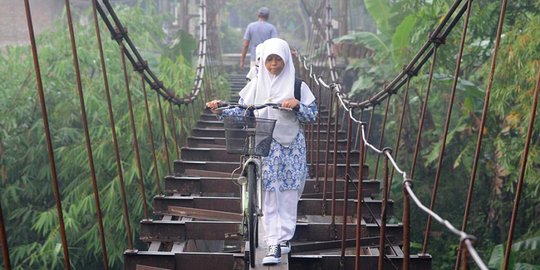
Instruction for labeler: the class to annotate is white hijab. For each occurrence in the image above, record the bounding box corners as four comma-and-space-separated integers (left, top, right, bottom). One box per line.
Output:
245, 43, 264, 81
238, 38, 316, 146
240, 38, 315, 106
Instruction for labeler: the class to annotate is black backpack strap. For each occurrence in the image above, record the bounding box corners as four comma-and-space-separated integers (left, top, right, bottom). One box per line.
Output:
294, 77, 302, 101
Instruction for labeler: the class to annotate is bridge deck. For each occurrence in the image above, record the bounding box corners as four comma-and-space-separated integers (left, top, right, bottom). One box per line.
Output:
124, 73, 432, 270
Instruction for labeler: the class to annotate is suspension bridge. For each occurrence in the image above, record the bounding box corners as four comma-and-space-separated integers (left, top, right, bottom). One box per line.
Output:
1, 0, 538, 269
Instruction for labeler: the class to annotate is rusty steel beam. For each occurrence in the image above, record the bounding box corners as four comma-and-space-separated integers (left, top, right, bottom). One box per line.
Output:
289, 254, 432, 270
164, 176, 379, 197
187, 136, 352, 150
124, 251, 242, 270
125, 250, 431, 270
174, 160, 366, 179
152, 196, 392, 218
167, 206, 242, 222
180, 147, 359, 163
153, 196, 241, 215
191, 127, 348, 140
139, 220, 241, 242
139, 219, 403, 243
292, 237, 387, 252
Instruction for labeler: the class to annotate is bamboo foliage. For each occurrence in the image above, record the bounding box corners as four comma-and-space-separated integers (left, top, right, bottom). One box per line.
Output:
0, 4, 196, 269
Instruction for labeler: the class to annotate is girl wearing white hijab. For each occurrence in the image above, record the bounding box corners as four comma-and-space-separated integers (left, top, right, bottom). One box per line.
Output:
206, 38, 317, 265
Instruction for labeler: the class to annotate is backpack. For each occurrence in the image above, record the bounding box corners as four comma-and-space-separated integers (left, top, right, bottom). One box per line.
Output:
294, 78, 302, 101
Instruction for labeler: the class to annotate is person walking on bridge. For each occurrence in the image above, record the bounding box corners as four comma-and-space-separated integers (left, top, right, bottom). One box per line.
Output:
208, 38, 318, 266
239, 7, 278, 71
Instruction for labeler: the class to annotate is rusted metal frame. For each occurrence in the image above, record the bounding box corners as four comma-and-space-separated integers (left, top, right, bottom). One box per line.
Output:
95, 2, 180, 104
336, 0, 468, 110
139, 220, 403, 243
24, 1, 71, 267
118, 43, 138, 250
354, 123, 366, 270
402, 178, 413, 270
411, 46, 440, 254
409, 46, 439, 180
166, 175, 379, 198
324, 2, 339, 84
340, 109, 353, 264
296, 237, 384, 253
157, 95, 173, 174
140, 74, 162, 200
139, 220, 241, 242
195, 98, 203, 125
308, 76, 315, 170
420, 0, 471, 257
373, 96, 392, 180
322, 92, 335, 215
64, 0, 109, 265
355, 110, 364, 150
168, 206, 243, 222
364, 108, 376, 161
101, 0, 184, 104
354, 190, 399, 255
460, 241, 470, 270
92, 0, 150, 225
378, 149, 391, 270
455, 0, 509, 267
331, 96, 341, 231
186, 103, 193, 136
0, 202, 11, 270
389, 78, 411, 196
153, 196, 388, 218
314, 75, 323, 193
179, 105, 188, 148
189, 102, 196, 130
503, 69, 540, 269
169, 103, 181, 160
353, 0, 465, 109
125, 251, 240, 270
153, 196, 240, 215
291, 254, 432, 270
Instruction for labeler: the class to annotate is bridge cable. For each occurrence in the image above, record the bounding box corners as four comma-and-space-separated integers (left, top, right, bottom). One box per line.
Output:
65, 0, 111, 264
24, 0, 73, 268
297, 0, 492, 267
141, 74, 163, 197
455, 0, 508, 268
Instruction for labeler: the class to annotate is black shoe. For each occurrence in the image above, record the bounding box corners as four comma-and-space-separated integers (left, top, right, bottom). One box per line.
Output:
262, 244, 281, 265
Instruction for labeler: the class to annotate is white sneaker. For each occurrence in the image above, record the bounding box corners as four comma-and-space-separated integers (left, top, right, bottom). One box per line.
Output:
280, 241, 291, 254
262, 245, 281, 265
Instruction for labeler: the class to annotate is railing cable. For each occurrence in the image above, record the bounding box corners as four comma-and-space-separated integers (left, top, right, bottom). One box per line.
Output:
64, 0, 109, 266
157, 95, 172, 175
140, 73, 162, 201
24, 0, 71, 268
454, 0, 508, 267
118, 43, 136, 250
424, 0, 472, 256
0, 202, 11, 270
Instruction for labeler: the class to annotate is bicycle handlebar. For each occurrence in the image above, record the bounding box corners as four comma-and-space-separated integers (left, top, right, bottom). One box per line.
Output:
207, 102, 293, 112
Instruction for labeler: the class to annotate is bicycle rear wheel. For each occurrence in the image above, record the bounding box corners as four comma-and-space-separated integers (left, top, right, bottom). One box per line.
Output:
247, 163, 258, 268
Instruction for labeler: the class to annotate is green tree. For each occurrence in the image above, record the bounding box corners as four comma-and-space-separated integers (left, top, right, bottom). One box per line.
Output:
0, 3, 200, 269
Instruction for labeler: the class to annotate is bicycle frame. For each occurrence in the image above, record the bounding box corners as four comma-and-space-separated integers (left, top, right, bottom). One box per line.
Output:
239, 156, 263, 216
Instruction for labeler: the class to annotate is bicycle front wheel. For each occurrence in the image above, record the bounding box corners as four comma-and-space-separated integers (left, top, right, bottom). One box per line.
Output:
247, 163, 258, 268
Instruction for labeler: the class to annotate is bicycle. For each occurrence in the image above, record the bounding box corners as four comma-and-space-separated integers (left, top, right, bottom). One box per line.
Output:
209, 102, 289, 268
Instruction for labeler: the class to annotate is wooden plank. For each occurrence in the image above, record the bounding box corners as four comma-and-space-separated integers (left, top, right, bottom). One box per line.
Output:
168, 206, 243, 222
148, 242, 161, 252
135, 264, 172, 270
171, 242, 186, 253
